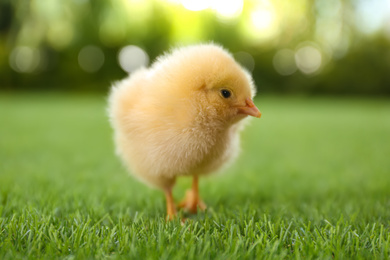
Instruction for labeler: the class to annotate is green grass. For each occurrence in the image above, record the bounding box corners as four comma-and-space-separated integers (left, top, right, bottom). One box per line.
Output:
1, 93, 389, 259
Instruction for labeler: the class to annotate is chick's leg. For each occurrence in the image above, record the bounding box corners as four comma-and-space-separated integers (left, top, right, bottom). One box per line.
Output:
178, 176, 207, 214
164, 188, 177, 220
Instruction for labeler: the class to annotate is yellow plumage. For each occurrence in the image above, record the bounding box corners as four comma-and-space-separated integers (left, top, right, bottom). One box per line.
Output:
108, 43, 261, 219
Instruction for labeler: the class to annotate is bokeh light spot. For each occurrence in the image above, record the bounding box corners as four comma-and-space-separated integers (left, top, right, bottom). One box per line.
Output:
295, 45, 322, 74
118, 45, 149, 73
245, 2, 279, 43
354, 0, 390, 34
47, 21, 74, 50
9, 46, 41, 73
234, 51, 255, 72
273, 49, 297, 76
212, 0, 243, 19
78, 46, 105, 73
181, 0, 209, 11
251, 8, 274, 31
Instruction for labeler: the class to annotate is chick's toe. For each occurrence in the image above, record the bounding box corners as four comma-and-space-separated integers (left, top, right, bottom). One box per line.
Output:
178, 190, 207, 214
178, 176, 206, 214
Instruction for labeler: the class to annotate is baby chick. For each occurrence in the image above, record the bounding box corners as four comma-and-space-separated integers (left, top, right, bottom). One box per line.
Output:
108, 43, 261, 220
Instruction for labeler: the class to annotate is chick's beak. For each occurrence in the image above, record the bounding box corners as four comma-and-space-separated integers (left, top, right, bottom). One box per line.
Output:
237, 98, 262, 118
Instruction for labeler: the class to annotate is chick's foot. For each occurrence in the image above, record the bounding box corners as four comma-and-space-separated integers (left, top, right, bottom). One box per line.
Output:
178, 189, 207, 214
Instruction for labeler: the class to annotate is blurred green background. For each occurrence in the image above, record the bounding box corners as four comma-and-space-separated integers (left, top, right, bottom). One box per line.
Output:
1, 2, 390, 258
1, 0, 390, 95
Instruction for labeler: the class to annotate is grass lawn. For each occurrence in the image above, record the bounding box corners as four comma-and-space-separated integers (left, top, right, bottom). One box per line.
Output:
0, 93, 389, 259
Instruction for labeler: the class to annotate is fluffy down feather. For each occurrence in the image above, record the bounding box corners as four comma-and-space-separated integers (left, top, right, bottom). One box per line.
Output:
108, 43, 261, 216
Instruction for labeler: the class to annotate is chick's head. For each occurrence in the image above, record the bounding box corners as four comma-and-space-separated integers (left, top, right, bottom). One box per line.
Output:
156, 44, 261, 126
199, 55, 261, 124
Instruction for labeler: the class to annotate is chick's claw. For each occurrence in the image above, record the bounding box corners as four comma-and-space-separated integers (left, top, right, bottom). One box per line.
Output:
178, 189, 207, 214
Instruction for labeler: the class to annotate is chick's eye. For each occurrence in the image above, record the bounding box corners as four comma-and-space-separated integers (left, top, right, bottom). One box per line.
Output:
221, 89, 231, 98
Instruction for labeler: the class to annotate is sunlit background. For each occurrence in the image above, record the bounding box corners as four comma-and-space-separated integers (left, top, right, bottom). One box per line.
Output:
1, 2, 390, 257
1, 0, 390, 94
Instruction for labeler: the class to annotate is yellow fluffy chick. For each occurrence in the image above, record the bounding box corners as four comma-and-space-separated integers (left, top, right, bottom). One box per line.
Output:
108, 43, 261, 220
